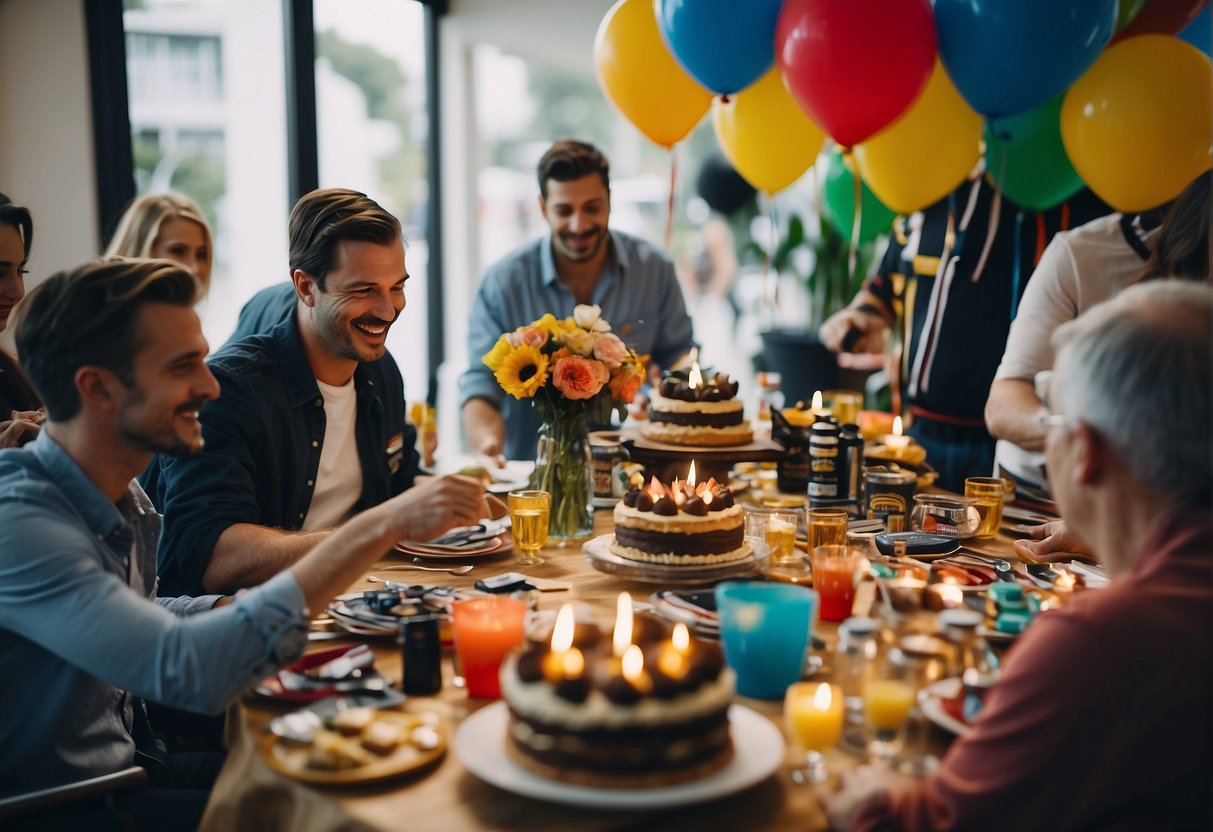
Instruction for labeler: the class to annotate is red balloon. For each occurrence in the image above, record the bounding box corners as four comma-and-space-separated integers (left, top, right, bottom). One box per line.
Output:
1113, 0, 1207, 41
775, 0, 937, 148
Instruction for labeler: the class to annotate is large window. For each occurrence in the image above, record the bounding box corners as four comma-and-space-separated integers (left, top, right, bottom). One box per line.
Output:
123, 0, 290, 348
314, 0, 431, 404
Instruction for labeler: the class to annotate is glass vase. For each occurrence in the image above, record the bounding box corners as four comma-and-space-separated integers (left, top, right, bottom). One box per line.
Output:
530, 414, 594, 543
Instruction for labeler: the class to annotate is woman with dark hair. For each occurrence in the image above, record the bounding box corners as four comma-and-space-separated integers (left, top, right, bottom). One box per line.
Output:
0, 192, 43, 448
1131, 169, 1211, 284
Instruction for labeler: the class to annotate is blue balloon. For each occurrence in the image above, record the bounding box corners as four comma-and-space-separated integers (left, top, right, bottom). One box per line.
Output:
935, 0, 1118, 118
655, 0, 783, 96
1179, 3, 1212, 55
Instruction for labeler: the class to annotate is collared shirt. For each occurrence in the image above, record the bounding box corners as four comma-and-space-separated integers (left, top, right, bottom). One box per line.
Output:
0, 431, 307, 794
142, 313, 420, 597
459, 229, 695, 459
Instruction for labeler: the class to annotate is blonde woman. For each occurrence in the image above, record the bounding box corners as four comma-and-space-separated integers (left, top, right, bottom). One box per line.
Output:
104, 192, 214, 293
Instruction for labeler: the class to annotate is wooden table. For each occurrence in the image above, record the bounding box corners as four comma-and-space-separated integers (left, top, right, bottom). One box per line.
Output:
200, 512, 1025, 832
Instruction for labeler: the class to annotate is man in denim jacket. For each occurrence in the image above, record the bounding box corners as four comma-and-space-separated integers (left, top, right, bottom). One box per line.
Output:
144, 188, 425, 597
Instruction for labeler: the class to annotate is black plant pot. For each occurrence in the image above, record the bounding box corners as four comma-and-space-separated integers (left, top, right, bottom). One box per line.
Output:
758, 329, 839, 407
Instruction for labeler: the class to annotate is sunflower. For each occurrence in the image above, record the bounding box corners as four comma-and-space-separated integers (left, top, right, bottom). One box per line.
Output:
493, 343, 550, 399
482, 335, 514, 372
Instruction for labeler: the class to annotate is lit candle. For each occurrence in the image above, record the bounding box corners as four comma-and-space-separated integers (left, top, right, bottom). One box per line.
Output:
1052, 571, 1076, 603
687, 459, 697, 487
542, 604, 577, 681
689, 361, 704, 390
613, 592, 633, 657
811, 390, 832, 418
657, 623, 692, 679
621, 643, 652, 693
787, 683, 845, 751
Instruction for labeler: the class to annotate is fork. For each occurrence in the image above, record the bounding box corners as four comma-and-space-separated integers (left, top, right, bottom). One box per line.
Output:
377, 563, 475, 575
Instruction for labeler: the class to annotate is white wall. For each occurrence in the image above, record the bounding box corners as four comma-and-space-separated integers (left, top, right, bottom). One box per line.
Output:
0, 0, 98, 347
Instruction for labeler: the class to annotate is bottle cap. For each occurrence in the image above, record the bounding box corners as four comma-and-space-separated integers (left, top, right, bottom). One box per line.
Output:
840, 616, 878, 637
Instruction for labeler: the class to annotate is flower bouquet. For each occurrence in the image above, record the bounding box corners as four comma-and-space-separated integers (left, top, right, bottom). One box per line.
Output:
484, 304, 647, 540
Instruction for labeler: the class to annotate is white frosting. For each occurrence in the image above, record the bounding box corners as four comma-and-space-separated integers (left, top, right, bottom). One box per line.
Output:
610, 540, 752, 565
649, 392, 743, 415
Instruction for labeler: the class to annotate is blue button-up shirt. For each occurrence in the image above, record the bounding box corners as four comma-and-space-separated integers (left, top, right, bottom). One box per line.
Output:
142, 313, 420, 597
458, 230, 695, 459
0, 431, 307, 794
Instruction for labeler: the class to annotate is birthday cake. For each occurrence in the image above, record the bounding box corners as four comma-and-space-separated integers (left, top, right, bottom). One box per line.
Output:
642, 371, 752, 447
500, 610, 735, 788
610, 475, 751, 565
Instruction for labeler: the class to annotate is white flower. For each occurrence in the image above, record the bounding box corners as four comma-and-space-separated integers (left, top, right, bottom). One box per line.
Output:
573, 304, 610, 332
561, 328, 595, 357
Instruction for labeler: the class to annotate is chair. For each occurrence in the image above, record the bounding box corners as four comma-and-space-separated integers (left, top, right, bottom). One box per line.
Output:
0, 766, 147, 820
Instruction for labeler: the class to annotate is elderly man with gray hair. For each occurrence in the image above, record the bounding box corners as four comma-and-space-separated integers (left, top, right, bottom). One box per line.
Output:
824, 280, 1212, 830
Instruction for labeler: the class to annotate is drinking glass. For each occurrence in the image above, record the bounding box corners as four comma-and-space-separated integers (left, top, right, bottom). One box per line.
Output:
807, 508, 848, 552
824, 389, 863, 426
863, 650, 915, 763
508, 489, 550, 567
810, 545, 863, 622
715, 582, 817, 699
747, 505, 811, 583
450, 597, 528, 699
785, 682, 844, 784
964, 477, 1005, 539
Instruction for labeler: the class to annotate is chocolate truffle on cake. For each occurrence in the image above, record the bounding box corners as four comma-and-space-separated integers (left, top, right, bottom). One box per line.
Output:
642, 364, 753, 446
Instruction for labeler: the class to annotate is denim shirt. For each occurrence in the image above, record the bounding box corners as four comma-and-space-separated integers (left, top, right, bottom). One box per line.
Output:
0, 431, 307, 794
142, 314, 420, 596
458, 229, 695, 459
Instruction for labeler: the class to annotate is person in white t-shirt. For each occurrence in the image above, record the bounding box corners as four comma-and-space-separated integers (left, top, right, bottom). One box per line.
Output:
985, 171, 1210, 490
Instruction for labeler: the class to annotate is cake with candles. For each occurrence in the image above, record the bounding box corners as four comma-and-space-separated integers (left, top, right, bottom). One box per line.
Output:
641, 364, 752, 447
500, 599, 735, 787
611, 465, 751, 565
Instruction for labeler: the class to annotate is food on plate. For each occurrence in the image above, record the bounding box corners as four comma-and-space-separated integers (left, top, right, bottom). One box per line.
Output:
500, 614, 735, 787
332, 707, 376, 736
611, 475, 750, 565
307, 730, 374, 770
641, 371, 752, 446
360, 720, 405, 755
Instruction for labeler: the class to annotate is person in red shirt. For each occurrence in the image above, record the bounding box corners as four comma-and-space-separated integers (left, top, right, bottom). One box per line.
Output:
824, 280, 1213, 830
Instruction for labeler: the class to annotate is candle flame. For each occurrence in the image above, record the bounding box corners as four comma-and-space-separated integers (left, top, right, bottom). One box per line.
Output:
687, 460, 697, 486
551, 604, 575, 653
813, 682, 833, 710
812, 390, 823, 411
622, 643, 644, 682
702, 488, 714, 506
937, 584, 964, 607
613, 592, 633, 657
688, 362, 703, 389
1055, 571, 1076, 591
672, 623, 690, 652
645, 475, 666, 501
562, 647, 584, 677
893, 415, 903, 436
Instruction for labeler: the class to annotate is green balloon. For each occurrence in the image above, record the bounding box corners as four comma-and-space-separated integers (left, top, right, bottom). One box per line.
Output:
821, 149, 898, 243
1116, 0, 1147, 31
985, 93, 1085, 212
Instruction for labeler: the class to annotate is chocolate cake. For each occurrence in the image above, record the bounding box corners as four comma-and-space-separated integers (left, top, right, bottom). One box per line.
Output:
610, 476, 751, 565
642, 371, 752, 446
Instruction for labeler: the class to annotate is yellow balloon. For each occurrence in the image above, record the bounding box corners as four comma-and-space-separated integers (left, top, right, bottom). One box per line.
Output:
712, 68, 826, 194
853, 60, 983, 215
1062, 35, 1213, 213
594, 0, 713, 149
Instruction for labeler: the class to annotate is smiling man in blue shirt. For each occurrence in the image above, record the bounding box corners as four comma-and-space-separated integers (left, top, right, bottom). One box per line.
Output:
0, 259, 483, 825
459, 140, 696, 463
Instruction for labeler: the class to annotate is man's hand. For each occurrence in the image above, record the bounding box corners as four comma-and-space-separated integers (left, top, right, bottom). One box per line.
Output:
0, 417, 40, 449
395, 474, 489, 542
820, 308, 887, 354
463, 398, 507, 469
820, 763, 917, 830
1013, 520, 1096, 563
475, 435, 506, 471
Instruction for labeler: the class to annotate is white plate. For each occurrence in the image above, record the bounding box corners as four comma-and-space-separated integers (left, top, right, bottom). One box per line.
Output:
583, 533, 764, 585
454, 702, 784, 810
919, 677, 968, 736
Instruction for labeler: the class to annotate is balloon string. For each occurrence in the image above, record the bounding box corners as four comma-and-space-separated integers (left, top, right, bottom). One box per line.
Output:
767, 194, 779, 312
665, 148, 677, 252
1035, 213, 1048, 265
1010, 210, 1024, 322
848, 150, 862, 287
970, 183, 1001, 283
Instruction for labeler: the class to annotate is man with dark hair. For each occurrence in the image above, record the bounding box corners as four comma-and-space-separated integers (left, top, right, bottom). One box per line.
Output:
143, 187, 431, 596
459, 139, 696, 463
0, 259, 482, 825
824, 281, 1213, 830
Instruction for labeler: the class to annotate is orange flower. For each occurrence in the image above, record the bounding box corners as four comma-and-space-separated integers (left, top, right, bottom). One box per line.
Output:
552, 356, 608, 400
609, 362, 645, 403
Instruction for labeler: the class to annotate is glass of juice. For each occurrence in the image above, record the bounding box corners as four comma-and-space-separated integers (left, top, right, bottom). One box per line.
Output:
508, 489, 550, 567
863, 650, 916, 763
450, 597, 528, 699
785, 682, 845, 784
964, 476, 1005, 538
810, 544, 863, 622
807, 508, 849, 552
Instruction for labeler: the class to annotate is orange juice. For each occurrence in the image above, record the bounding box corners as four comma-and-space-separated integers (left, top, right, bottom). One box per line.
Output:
863, 679, 915, 730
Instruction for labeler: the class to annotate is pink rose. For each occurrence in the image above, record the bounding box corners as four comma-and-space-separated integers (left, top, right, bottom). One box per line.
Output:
592, 332, 628, 369
552, 356, 608, 400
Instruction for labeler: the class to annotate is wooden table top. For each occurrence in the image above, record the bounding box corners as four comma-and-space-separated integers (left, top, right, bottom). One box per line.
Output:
200, 510, 1027, 832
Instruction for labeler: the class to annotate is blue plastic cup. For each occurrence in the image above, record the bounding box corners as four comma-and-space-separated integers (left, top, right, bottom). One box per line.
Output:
715, 581, 818, 699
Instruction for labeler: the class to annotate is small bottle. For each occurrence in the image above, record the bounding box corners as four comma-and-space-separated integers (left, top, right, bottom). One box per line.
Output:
938, 609, 1000, 722
400, 614, 443, 695
808, 419, 840, 505
838, 423, 864, 512
835, 616, 880, 726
